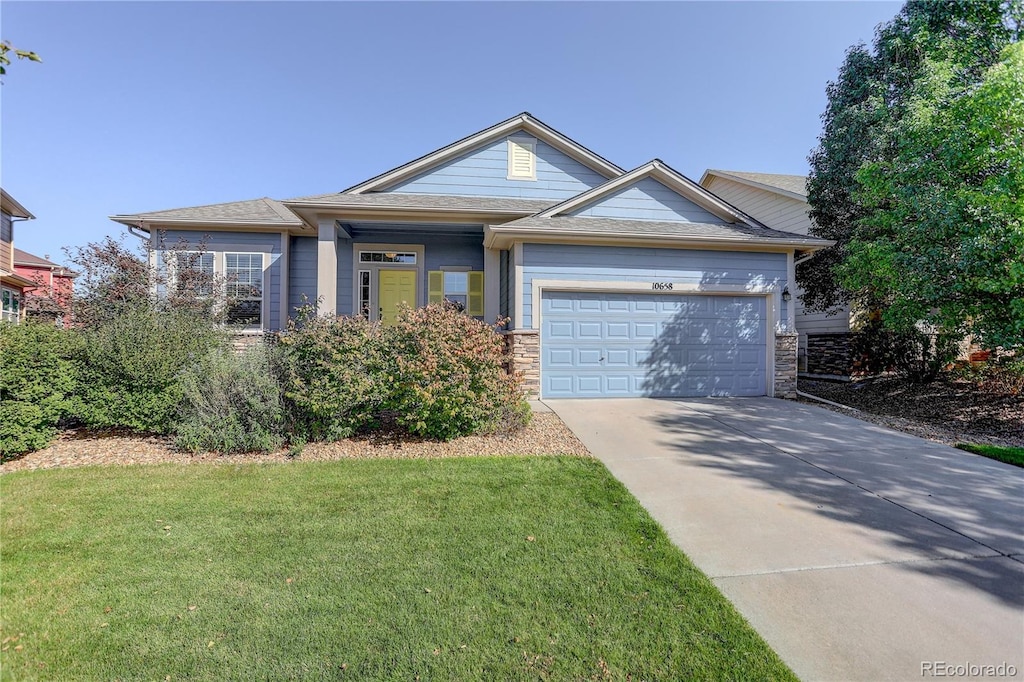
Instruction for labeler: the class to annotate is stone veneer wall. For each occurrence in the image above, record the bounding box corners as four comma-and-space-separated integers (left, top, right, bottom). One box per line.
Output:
229, 333, 266, 354
774, 332, 798, 399
805, 333, 853, 377
503, 330, 540, 398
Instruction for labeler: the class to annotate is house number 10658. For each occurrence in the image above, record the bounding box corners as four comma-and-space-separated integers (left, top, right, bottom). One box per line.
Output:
652, 282, 674, 290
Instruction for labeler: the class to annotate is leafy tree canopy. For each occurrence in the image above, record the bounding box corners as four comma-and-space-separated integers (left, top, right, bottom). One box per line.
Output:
804, 0, 1022, 349
0, 40, 41, 77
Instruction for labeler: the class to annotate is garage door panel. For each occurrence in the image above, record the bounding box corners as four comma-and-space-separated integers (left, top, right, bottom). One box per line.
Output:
541, 291, 767, 398
606, 322, 630, 339
547, 321, 574, 339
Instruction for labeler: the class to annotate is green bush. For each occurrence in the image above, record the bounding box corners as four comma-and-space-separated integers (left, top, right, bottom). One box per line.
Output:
851, 321, 960, 383
955, 354, 1024, 396
175, 344, 285, 453
278, 309, 390, 441
72, 306, 224, 433
384, 303, 530, 440
0, 321, 78, 458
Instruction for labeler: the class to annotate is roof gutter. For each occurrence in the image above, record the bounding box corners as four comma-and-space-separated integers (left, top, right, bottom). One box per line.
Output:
484, 225, 834, 251
282, 201, 543, 218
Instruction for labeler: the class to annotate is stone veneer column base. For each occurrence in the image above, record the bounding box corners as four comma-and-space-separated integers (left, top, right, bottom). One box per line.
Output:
805, 333, 854, 377
774, 332, 798, 399
503, 329, 540, 399
229, 333, 265, 354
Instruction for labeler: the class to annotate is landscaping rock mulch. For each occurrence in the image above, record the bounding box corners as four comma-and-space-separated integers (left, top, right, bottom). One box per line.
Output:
799, 377, 1024, 448
0, 413, 591, 475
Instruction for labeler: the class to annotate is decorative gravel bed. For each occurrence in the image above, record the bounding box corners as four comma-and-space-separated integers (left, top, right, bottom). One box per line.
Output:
0, 413, 590, 474
799, 377, 1024, 448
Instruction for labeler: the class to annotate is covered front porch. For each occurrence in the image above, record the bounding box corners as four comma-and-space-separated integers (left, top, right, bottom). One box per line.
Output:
306, 219, 504, 325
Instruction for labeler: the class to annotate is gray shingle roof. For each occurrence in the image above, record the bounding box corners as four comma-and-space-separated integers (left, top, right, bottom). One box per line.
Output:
115, 198, 302, 225
14, 248, 67, 268
501, 215, 827, 244
285, 192, 556, 214
707, 170, 808, 198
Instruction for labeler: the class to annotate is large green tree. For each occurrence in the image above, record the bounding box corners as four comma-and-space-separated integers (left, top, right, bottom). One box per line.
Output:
847, 42, 1023, 348
803, 0, 1022, 348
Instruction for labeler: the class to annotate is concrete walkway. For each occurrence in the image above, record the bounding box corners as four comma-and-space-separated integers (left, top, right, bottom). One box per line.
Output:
546, 397, 1024, 682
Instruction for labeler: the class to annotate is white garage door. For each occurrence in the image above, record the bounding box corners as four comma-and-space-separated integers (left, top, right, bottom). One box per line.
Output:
541, 291, 768, 398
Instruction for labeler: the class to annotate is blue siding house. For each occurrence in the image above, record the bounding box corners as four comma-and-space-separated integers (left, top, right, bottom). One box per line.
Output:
111, 113, 830, 399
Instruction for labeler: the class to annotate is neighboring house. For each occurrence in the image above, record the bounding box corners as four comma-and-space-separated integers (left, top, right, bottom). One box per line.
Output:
111, 113, 830, 399
1, 189, 37, 324
13, 249, 75, 325
700, 170, 854, 377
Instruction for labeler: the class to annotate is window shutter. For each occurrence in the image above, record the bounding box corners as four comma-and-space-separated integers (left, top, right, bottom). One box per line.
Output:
428, 271, 444, 304
468, 271, 484, 316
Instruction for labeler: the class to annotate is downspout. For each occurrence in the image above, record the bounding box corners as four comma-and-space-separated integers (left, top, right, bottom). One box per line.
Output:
127, 224, 150, 240
794, 251, 818, 267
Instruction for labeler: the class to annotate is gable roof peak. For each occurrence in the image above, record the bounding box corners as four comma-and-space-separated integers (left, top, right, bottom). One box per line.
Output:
342, 112, 624, 194
533, 158, 762, 227
700, 169, 808, 201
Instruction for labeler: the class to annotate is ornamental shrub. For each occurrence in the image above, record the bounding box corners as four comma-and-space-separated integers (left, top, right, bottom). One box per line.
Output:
72, 306, 225, 433
851, 320, 960, 383
0, 321, 79, 458
384, 303, 530, 440
278, 308, 391, 441
175, 343, 285, 453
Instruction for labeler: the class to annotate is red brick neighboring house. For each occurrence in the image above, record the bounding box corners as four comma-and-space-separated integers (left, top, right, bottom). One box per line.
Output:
13, 248, 75, 325
1, 189, 36, 324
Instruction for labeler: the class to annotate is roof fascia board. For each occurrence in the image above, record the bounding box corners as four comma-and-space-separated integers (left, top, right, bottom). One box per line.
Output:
701, 170, 808, 203
342, 113, 624, 195
109, 216, 308, 232
483, 224, 834, 251
288, 205, 525, 226
1, 272, 38, 288
1, 189, 35, 219
284, 199, 539, 216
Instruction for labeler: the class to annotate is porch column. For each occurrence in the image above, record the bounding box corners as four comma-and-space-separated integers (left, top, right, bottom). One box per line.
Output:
279, 231, 290, 329
483, 245, 500, 324
317, 218, 338, 317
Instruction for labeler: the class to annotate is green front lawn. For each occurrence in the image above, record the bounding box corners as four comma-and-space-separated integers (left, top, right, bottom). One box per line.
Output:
955, 443, 1024, 467
0, 458, 794, 681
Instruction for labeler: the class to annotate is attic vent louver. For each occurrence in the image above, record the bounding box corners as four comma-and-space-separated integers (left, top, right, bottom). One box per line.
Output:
507, 138, 536, 180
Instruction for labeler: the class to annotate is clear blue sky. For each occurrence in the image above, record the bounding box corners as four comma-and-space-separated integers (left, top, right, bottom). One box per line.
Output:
2, 1, 901, 262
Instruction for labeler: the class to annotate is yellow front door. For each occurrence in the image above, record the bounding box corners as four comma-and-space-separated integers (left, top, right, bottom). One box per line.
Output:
378, 269, 417, 325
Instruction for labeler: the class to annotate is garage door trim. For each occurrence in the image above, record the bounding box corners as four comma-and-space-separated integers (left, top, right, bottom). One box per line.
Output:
530, 278, 780, 398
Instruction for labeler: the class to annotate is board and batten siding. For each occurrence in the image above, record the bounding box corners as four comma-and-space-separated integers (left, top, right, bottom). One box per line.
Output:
384, 136, 608, 200
703, 176, 851, 336
569, 177, 726, 224
288, 236, 318, 317
520, 243, 789, 329
159, 229, 283, 330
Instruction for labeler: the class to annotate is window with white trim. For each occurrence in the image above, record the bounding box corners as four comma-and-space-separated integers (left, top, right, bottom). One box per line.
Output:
442, 272, 469, 311
1, 287, 21, 324
428, 270, 484, 316
359, 251, 417, 264
174, 251, 214, 296
358, 270, 371, 319
225, 253, 263, 327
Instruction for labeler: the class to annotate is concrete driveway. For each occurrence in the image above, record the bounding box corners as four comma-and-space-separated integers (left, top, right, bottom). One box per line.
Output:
546, 397, 1024, 682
